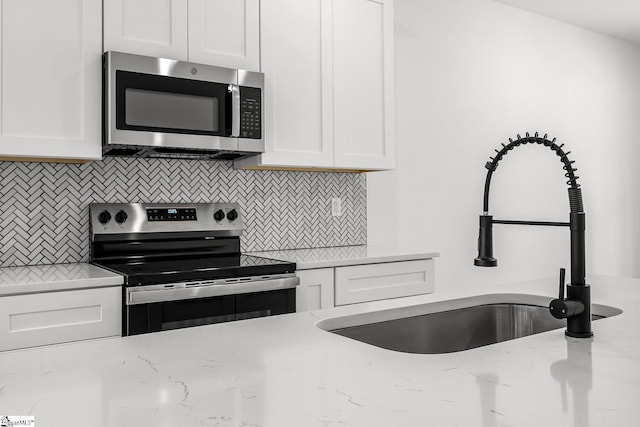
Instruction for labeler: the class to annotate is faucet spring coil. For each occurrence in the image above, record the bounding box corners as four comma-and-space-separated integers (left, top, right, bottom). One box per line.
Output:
485, 132, 581, 190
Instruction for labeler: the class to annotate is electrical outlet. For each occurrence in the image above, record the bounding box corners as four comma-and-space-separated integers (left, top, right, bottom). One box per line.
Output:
331, 197, 342, 217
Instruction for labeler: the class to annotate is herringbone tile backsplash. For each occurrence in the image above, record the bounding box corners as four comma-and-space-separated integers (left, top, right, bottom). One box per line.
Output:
0, 158, 366, 267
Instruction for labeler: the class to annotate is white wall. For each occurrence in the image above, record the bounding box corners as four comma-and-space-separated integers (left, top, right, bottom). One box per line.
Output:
368, 0, 640, 291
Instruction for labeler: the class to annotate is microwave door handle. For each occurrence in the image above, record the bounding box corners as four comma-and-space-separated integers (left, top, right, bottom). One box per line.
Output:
230, 84, 241, 137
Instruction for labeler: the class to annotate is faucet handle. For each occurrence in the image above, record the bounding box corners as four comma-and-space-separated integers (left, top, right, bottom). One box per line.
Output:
550, 268, 585, 319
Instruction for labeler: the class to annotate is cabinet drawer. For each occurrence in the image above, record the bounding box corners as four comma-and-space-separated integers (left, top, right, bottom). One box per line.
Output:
0, 287, 121, 351
335, 259, 434, 306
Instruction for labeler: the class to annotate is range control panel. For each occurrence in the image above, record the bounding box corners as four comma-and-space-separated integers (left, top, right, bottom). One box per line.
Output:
239, 86, 261, 139
147, 208, 197, 222
90, 202, 244, 238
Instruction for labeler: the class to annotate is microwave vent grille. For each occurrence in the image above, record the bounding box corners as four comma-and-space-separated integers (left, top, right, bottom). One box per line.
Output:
103, 144, 251, 161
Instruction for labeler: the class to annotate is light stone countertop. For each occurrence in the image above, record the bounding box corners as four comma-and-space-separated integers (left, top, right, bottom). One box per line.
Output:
0, 263, 123, 296
249, 244, 440, 269
0, 274, 639, 426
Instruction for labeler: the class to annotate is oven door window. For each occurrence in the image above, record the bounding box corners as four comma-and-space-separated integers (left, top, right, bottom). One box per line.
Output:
115, 70, 231, 136
235, 290, 295, 320
126, 289, 295, 335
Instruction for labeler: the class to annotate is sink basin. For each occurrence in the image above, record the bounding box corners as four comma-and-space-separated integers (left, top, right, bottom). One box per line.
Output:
316, 294, 622, 354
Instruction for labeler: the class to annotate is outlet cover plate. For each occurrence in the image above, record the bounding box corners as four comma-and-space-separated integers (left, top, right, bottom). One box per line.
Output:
331, 198, 342, 216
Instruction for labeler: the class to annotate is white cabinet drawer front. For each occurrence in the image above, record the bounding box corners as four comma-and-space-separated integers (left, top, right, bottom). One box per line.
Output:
9, 304, 102, 332
335, 259, 434, 305
0, 287, 121, 351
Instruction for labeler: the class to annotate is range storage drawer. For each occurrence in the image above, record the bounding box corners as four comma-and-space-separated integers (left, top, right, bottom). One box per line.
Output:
335, 259, 435, 306
0, 287, 121, 351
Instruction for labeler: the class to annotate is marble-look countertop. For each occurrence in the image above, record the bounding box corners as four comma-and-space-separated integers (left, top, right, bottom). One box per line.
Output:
249, 245, 440, 269
0, 274, 639, 426
0, 263, 123, 296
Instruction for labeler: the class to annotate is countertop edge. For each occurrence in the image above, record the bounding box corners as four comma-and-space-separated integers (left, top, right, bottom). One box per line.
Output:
248, 245, 441, 270
0, 277, 124, 297
0, 263, 124, 297
295, 251, 441, 270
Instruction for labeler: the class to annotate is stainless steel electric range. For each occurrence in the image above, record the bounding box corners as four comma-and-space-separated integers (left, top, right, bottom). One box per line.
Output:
89, 202, 298, 336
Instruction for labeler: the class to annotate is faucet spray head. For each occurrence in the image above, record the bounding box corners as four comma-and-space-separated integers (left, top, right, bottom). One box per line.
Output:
474, 214, 497, 267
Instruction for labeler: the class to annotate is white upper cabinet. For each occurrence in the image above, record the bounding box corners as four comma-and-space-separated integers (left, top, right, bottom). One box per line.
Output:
332, 0, 394, 170
188, 0, 260, 71
104, 0, 260, 71
254, 0, 334, 168
0, 0, 102, 161
103, 0, 189, 61
235, 0, 395, 172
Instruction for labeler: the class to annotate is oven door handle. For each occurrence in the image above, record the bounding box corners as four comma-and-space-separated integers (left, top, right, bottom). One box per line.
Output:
126, 275, 299, 305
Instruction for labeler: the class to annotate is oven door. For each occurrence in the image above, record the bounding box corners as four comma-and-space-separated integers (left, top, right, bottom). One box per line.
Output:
124, 276, 298, 336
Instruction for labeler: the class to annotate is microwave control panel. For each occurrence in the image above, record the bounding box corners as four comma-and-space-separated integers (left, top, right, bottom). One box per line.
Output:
240, 86, 262, 139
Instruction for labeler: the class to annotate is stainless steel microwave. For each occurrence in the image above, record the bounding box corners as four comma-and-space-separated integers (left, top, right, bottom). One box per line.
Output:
103, 51, 264, 160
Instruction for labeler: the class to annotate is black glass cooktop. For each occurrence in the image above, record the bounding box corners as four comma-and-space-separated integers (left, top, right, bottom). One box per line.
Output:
94, 254, 296, 287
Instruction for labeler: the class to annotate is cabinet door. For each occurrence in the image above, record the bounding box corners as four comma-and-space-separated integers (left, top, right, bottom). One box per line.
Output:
332, 0, 395, 170
103, 0, 188, 60
0, 287, 121, 352
256, 0, 334, 168
0, 0, 102, 161
296, 268, 334, 312
335, 259, 434, 306
188, 0, 260, 71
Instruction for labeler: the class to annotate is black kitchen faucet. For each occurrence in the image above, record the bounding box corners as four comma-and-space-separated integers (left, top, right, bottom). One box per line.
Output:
473, 132, 592, 338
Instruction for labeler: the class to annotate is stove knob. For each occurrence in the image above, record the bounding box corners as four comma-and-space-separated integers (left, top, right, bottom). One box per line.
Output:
115, 210, 128, 224
213, 209, 226, 221
98, 210, 111, 224
227, 209, 238, 221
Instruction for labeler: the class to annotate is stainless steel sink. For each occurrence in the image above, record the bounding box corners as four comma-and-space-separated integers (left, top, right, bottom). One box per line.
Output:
317, 294, 622, 354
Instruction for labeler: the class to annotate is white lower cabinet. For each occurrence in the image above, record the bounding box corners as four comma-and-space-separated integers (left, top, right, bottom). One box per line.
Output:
0, 287, 121, 352
295, 258, 435, 312
296, 268, 334, 312
335, 259, 435, 306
